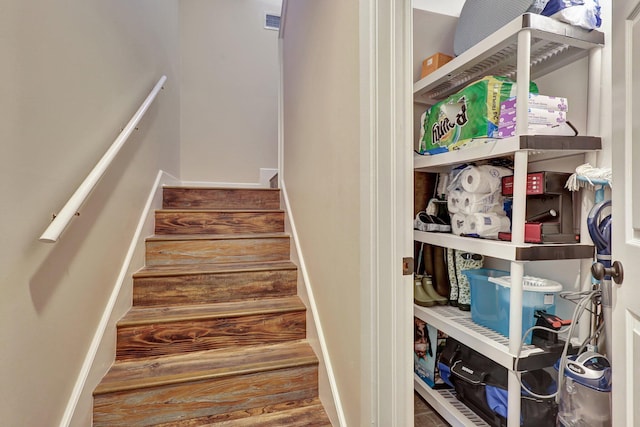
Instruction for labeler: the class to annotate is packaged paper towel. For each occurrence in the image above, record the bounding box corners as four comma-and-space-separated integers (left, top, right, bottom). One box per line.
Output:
418, 76, 538, 155
456, 165, 513, 194
465, 213, 511, 239
451, 213, 471, 236
459, 191, 505, 215
447, 189, 464, 214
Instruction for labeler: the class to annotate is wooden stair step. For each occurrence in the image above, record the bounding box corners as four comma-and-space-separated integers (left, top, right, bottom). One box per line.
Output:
145, 233, 290, 266
93, 356, 319, 426
155, 209, 285, 235
116, 296, 306, 360
163, 187, 281, 210
152, 398, 327, 427
134, 260, 297, 277
95, 340, 317, 395
203, 400, 331, 426
133, 261, 298, 306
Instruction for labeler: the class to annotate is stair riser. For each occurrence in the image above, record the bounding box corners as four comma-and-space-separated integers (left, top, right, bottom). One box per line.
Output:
93, 365, 319, 427
133, 269, 298, 306
163, 188, 281, 210
145, 237, 290, 266
151, 398, 324, 427
202, 404, 332, 427
116, 311, 306, 360
155, 211, 285, 235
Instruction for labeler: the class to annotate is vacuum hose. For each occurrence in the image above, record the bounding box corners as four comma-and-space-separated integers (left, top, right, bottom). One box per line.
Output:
586, 200, 612, 358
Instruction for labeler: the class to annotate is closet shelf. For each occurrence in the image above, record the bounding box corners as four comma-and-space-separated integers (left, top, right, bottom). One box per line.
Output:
413, 13, 604, 104
414, 304, 565, 371
415, 230, 594, 261
415, 375, 490, 427
414, 135, 601, 172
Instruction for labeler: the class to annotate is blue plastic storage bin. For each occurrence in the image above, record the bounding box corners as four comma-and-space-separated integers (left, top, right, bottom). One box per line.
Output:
463, 268, 563, 344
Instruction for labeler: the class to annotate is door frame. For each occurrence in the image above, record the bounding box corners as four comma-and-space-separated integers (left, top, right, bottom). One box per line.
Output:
611, 1, 639, 425
359, 0, 414, 425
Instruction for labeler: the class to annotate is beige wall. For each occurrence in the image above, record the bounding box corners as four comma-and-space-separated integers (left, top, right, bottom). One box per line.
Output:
281, 1, 362, 425
180, 0, 281, 184
0, 1, 180, 425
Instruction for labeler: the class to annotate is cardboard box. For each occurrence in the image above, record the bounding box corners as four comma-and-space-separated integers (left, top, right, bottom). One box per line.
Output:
499, 107, 567, 126
421, 53, 453, 79
496, 122, 577, 138
414, 317, 449, 388
501, 94, 568, 112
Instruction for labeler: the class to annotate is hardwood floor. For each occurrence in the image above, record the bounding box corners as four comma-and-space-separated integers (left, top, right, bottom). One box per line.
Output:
414, 392, 450, 427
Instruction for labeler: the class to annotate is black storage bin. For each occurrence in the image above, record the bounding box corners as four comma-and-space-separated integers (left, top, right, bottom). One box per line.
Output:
438, 338, 558, 426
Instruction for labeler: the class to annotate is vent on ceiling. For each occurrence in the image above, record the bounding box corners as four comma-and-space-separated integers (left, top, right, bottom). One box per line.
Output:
265, 13, 281, 30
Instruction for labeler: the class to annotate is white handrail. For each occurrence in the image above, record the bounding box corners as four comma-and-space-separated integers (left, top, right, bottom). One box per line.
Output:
39, 75, 167, 243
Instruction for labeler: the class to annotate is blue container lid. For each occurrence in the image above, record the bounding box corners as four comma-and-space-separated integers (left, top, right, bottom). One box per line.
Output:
461, 268, 509, 280
488, 275, 563, 293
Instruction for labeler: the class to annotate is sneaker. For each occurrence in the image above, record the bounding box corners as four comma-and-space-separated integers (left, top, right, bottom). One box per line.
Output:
414, 212, 451, 233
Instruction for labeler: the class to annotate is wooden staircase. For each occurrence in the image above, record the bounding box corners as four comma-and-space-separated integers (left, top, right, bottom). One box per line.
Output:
93, 187, 332, 426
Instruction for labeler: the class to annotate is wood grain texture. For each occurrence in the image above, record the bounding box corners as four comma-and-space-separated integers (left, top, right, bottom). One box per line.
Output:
93, 365, 319, 427
133, 260, 297, 277
153, 398, 325, 426
120, 295, 306, 325
203, 402, 332, 426
133, 262, 297, 306
155, 210, 284, 235
162, 187, 281, 210
96, 340, 316, 395
145, 234, 290, 266
93, 186, 332, 426
116, 309, 306, 360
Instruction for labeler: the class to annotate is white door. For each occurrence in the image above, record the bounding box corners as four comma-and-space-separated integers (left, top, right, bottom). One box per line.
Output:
611, 1, 640, 425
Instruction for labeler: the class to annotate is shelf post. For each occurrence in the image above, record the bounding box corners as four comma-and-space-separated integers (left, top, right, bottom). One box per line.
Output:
507, 27, 533, 427
515, 29, 531, 136
512, 28, 531, 246
587, 46, 602, 138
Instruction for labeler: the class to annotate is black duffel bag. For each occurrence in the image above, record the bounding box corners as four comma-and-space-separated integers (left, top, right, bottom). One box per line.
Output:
438, 337, 558, 427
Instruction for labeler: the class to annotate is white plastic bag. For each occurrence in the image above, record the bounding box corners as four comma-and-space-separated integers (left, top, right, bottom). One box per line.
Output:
540, 0, 601, 30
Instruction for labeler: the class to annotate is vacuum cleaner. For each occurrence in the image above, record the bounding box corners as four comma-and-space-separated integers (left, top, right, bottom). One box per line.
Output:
555, 351, 612, 427
552, 200, 613, 426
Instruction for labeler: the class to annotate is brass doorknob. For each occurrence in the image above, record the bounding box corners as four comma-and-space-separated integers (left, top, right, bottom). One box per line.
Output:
591, 261, 624, 285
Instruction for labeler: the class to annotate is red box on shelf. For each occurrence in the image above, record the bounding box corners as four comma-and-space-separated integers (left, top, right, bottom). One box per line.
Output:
498, 223, 580, 244
501, 172, 570, 196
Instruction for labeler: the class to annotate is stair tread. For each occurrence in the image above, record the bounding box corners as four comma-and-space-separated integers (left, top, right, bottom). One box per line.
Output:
146, 232, 289, 242
203, 401, 331, 426
157, 209, 285, 213
134, 260, 297, 278
95, 340, 317, 395
119, 296, 305, 326
163, 186, 280, 191
94, 186, 331, 426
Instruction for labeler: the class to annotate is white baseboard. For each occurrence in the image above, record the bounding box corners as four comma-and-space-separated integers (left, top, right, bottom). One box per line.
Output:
280, 181, 346, 427
61, 170, 178, 427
